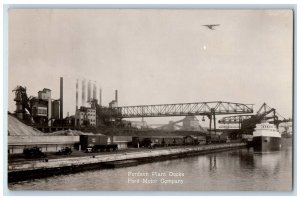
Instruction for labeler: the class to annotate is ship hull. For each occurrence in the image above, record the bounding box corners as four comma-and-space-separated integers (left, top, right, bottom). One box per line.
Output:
252, 136, 281, 152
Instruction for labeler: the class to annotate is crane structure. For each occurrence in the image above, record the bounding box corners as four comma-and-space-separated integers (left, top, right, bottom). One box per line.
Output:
218, 103, 292, 134
12, 86, 32, 121
101, 101, 254, 134
111, 101, 253, 118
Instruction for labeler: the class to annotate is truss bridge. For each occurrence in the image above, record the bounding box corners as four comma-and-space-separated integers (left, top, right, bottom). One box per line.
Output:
100, 101, 254, 134
111, 101, 254, 118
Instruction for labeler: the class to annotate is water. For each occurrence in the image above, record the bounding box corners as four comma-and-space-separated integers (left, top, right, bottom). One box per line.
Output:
9, 139, 293, 191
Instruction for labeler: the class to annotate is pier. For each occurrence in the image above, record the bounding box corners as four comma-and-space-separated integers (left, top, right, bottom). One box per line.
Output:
8, 143, 246, 182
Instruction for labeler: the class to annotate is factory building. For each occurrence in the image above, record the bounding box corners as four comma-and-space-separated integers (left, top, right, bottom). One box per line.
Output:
75, 106, 97, 127
30, 98, 48, 122
28, 88, 62, 126
13, 77, 64, 127
29, 88, 53, 125
74, 78, 102, 127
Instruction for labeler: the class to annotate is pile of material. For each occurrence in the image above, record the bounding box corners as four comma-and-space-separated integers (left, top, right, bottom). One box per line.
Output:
8, 114, 102, 136
8, 115, 44, 136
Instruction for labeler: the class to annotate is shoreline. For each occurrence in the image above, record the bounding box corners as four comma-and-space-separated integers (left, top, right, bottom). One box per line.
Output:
8, 143, 246, 183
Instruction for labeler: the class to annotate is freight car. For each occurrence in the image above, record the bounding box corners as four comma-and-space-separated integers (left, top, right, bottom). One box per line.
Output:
184, 135, 200, 145
132, 136, 185, 148
132, 135, 206, 148
80, 135, 118, 152
206, 133, 229, 144
91, 144, 118, 152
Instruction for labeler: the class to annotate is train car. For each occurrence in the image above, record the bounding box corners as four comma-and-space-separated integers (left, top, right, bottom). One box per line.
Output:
184, 135, 199, 145
132, 135, 203, 148
92, 144, 118, 152
206, 133, 229, 143
132, 136, 184, 148
196, 135, 207, 144
80, 135, 118, 152
171, 137, 185, 146
79, 135, 107, 150
132, 137, 140, 148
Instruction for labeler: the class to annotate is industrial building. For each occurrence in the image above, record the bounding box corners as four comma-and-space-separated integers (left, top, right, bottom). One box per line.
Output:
29, 88, 62, 126
75, 106, 97, 127
74, 79, 98, 127
12, 77, 64, 129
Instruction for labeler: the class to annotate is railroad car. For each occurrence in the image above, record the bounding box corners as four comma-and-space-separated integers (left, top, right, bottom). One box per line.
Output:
79, 135, 118, 152
132, 135, 203, 148
206, 133, 229, 143
184, 135, 200, 145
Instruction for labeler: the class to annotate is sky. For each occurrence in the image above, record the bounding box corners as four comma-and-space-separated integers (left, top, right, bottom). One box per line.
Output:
8, 9, 293, 125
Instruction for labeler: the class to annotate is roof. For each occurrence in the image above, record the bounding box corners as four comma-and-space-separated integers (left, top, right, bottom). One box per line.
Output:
42, 88, 51, 92
8, 115, 44, 136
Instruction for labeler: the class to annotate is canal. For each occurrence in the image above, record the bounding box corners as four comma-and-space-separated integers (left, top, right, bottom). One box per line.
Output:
8, 139, 292, 191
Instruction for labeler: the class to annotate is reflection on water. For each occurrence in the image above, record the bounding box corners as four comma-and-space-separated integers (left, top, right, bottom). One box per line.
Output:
9, 139, 293, 191
208, 155, 217, 171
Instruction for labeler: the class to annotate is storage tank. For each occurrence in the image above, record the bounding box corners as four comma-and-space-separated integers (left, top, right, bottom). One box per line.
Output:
52, 100, 60, 119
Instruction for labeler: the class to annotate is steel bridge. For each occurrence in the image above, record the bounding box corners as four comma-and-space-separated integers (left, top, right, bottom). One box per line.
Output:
103, 101, 254, 134
111, 101, 254, 118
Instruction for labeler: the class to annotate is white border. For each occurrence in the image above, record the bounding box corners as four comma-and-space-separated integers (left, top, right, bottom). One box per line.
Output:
1, 1, 299, 199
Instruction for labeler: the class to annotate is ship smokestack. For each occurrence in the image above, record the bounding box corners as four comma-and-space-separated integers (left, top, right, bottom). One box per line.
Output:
60, 77, 63, 119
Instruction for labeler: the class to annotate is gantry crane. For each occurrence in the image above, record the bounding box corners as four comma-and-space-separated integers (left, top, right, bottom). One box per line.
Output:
99, 101, 254, 134
218, 103, 292, 135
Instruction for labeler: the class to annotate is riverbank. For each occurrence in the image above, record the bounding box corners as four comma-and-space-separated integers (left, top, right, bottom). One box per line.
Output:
8, 142, 246, 183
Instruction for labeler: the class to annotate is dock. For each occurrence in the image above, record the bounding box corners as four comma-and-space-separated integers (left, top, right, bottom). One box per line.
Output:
8, 143, 246, 182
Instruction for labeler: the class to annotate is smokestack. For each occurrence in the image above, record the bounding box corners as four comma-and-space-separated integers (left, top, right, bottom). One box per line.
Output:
87, 80, 91, 103
60, 77, 63, 119
48, 97, 52, 126
115, 90, 118, 102
82, 79, 86, 107
99, 88, 102, 106
93, 82, 96, 100
76, 79, 78, 110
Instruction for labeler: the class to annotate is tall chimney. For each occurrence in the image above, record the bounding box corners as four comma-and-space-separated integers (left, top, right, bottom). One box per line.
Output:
99, 88, 102, 106
76, 79, 78, 110
115, 90, 118, 102
93, 82, 96, 100
60, 77, 63, 119
87, 80, 91, 103
82, 79, 86, 107
48, 92, 52, 126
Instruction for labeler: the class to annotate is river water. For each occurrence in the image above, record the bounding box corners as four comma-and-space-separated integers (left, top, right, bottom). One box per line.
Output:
9, 139, 293, 191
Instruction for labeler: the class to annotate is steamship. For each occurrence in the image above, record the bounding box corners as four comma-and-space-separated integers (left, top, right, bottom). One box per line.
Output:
252, 121, 281, 152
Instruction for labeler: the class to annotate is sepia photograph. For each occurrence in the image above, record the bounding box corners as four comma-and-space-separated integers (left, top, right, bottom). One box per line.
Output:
6, 8, 294, 192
